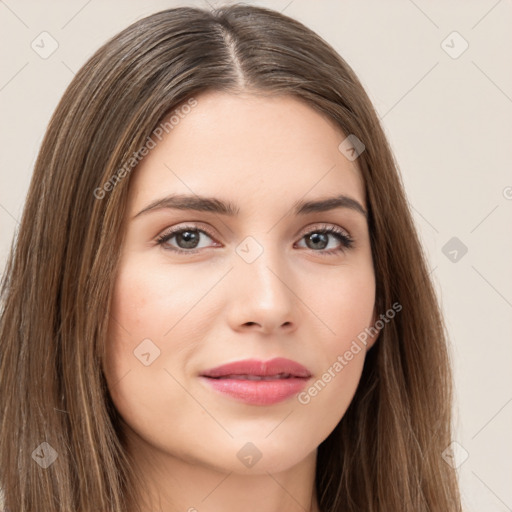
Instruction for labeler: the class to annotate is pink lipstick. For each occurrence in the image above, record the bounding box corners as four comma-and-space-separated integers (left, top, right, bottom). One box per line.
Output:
199, 357, 311, 405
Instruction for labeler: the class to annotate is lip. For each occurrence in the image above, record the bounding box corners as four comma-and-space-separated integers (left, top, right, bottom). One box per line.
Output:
200, 357, 312, 378
199, 357, 312, 406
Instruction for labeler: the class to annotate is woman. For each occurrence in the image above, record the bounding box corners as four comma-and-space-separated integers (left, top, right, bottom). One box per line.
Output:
0, 4, 463, 511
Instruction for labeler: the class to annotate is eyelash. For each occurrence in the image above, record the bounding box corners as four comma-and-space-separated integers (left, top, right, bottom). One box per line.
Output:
155, 223, 354, 256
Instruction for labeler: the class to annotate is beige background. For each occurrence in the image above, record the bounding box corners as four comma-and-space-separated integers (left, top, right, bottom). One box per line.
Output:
1, 1, 511, 510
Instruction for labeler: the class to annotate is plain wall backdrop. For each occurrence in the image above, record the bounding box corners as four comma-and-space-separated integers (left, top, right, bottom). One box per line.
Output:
0, 0, 511, 510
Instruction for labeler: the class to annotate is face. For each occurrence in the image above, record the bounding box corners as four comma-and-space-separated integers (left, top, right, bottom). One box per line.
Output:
103, 91, 378, 477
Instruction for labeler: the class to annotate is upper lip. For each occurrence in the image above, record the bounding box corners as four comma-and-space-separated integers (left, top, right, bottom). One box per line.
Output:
200, 357, 312, 378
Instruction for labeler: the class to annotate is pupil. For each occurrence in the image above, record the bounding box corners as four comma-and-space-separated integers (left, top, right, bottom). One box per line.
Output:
308, 232, 327, 250
178, 230, 199, 248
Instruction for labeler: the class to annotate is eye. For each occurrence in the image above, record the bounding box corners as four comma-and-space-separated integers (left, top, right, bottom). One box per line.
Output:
295, 224, 354, 255
156, 225, 219, 254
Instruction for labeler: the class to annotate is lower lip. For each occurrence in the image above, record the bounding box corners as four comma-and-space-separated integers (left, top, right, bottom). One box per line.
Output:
200, 376, 310, 405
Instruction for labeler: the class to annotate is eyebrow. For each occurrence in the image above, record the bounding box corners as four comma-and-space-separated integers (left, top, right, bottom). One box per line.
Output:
132, 193, 368, 219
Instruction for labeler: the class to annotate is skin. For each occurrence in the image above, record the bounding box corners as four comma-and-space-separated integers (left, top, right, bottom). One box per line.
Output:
103, 90, 379, 512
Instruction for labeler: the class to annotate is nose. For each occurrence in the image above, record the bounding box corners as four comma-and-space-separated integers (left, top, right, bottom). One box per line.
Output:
226, 246, 297, 335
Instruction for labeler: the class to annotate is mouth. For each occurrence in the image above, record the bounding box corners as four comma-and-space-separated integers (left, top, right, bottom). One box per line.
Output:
199, 358, 311, 405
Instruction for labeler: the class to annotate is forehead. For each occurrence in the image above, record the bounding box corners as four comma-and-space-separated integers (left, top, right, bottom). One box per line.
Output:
128, 91, 365, 214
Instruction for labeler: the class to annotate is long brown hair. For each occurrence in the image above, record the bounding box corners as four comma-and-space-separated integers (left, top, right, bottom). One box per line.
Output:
0, 4, 462, 511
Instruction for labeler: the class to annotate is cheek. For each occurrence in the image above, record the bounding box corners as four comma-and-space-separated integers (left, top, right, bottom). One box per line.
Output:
103, 258, 190, 405
103, 259, 199, 449
107, 254, 215, 346
108, 259, 173, 334
333, 272, 375, 347
308, 260, 376, 351
296, 264, 375, 420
